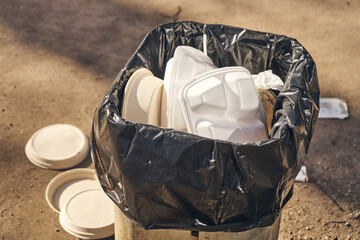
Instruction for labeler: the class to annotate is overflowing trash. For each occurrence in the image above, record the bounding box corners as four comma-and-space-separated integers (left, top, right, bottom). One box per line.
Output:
124, 45, 281, 144
91, 21, 320, 232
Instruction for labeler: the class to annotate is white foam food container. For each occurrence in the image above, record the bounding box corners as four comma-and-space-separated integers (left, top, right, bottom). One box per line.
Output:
25, 124, 89, 169
180, 67, 268, 144
122, 68, 163, 126
45, 168, 114, 239
164, 46, 217, 131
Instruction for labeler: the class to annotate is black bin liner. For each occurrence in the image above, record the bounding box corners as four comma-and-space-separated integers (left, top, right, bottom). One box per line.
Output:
90, 21, 320, 232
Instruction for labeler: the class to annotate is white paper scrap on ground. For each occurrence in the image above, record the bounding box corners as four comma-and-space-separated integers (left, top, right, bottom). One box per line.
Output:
295, 166, 308, 182
251, 70, 284, 91
318, 98, 349, 119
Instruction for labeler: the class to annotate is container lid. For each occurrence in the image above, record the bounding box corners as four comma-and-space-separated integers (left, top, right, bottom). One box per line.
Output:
46, 168, 114, 239
25, 124, 89, 169
59, 188, 114, 239
45, 168, 100, 213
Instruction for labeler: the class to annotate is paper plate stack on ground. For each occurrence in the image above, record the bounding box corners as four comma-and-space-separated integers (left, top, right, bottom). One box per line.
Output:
25, 124, 115, 239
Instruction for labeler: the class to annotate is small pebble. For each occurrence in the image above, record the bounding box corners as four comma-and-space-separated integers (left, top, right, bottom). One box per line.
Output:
55, 228, 60, 232
1, 108, 4, 112
10, 213, 14, 216
9, 123, 13, 127
10, 188, 14, 192
36, 219, 39, 223
29, 184, 33, 188
40, 210, 43, 213
345, 222, 351, 227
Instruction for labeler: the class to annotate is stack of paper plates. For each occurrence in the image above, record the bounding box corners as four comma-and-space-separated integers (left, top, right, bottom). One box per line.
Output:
46, 169, 114, 239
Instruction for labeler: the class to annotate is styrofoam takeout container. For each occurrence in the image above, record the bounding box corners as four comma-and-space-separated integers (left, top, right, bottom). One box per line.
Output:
25, 124, 89, 169
164, 46, 216, 131
180, 67, 268, 143
46, 168, 114, 239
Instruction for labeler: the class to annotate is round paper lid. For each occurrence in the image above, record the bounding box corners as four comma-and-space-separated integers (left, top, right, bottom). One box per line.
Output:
45, 168, 100, 213
59, 188, 114, 239
46, 168, 114, 239
25, 124, 89, 169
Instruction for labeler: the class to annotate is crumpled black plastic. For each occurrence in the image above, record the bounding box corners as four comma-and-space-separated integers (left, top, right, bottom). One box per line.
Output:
90, 21, 320, 232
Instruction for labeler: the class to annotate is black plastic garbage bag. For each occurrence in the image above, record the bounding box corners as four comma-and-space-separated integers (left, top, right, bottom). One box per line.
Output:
90, 21, 320, 232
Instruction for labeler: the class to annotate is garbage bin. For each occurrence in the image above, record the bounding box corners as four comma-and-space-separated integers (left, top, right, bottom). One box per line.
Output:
90, 21, 319, 238
113, 204, 281, 240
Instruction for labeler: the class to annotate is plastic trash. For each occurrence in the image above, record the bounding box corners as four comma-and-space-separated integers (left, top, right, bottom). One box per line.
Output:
180, 66, 268, 143
318, 98, 348, 119
251, 70, 284, 91
164, 46, 216, 131
90, 21, 320, 232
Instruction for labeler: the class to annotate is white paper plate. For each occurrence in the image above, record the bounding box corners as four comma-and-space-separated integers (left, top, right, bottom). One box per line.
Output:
45, 168, 100, 213
46, 168, 114, 239
122, 68, 163, 126
25, 124, 89, 169
59, 188, 114, 239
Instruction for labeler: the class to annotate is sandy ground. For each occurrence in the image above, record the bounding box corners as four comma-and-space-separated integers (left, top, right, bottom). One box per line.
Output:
0, 0, 359, 239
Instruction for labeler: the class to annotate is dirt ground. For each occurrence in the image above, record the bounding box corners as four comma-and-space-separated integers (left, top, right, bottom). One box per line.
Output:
0, 0, 359, 239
